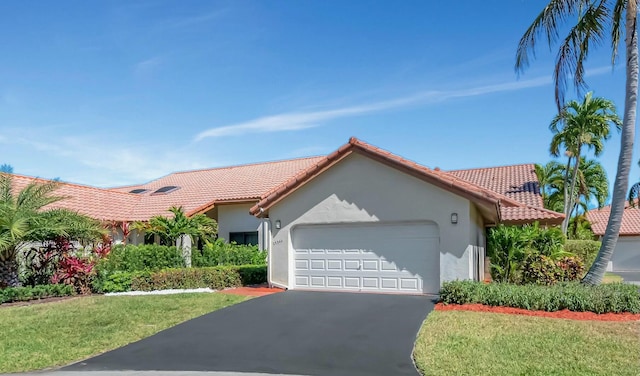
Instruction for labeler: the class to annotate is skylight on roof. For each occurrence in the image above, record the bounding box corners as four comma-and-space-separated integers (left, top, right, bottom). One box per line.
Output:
152, 186, 180, 195
129, 188, 149, 194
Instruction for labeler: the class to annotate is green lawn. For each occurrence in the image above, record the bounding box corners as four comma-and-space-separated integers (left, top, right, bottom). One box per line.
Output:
603, 272, 624, 283
413, 310, 640, 376
0, 293, 248, 373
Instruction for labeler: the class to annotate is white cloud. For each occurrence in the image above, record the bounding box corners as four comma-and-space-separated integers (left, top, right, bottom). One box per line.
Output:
195, 67, 611, 141
8, 133, 208, 187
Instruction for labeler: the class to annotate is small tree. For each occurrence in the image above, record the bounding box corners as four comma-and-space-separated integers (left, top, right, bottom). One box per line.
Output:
133, 206, 218, 267
0, 173, 105, 287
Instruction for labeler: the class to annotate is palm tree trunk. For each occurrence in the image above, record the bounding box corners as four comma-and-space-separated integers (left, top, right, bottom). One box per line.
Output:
0, 256, 20, 288
562, 151, 582, 235
583, 1, 638, 285
561, 156, 573, 233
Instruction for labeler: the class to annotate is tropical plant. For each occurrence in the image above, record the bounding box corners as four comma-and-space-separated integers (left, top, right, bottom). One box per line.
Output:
548, 92, 621, 233
133, 206, 218, 245
535, 161, 565, 209
517, 0, 638, 285
132, 206, 218, 267
0, 173, 105, 287
536, 158, 609, 220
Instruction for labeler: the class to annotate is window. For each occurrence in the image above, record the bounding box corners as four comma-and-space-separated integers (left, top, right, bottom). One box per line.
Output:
229, 231, 259, 246
151, 186, 180, 195
129, 188, 149, 194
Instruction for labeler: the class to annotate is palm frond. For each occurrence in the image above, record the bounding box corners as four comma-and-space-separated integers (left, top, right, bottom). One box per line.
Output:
516, 0, 586, 72
553, 0, 609, 110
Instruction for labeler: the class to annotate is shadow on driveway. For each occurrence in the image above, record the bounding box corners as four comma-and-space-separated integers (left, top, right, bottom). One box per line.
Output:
64, 291, 435, 376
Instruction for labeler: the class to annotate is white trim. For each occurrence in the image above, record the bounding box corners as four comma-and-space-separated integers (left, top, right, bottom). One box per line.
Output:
269, 280, 288, 290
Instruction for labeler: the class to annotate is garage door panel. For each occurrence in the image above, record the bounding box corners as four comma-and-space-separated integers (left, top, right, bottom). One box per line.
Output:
292, 222, 439, 294
612, 238, 640, 271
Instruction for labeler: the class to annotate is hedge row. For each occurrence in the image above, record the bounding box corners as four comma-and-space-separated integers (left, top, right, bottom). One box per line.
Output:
564, 240, 601, 270
440, 280, 640, 314
0, 284, 75, 304
95, 265, 267, 293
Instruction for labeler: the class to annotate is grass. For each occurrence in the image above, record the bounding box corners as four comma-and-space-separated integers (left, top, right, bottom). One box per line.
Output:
413, 310, 640, 376
603, 272, 624, 284
0, 293, 248, 373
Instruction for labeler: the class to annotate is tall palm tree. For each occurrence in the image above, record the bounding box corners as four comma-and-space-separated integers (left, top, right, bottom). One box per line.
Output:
549, 92, 621, 233
517, 0, 638, 285
0, 173, 104, 287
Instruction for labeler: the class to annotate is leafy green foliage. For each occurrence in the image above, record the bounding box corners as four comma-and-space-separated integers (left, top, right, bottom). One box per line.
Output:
487, 223, 566, 283
564, 239, 602, 270
192, 239, 266, 267
440, 280, 640, 314
95, 244, 185, 276
130, 265, 267, 291
0, 284, 74, 304
132, 206, 218, 246
521, 254, 584, 285
0, 173, 105, 287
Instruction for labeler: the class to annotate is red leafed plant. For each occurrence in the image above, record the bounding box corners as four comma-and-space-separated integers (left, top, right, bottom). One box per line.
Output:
50, 237, 112, 294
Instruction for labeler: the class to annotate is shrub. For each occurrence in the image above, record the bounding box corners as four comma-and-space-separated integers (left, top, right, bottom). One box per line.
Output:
521, 255, 584, 285
487, 223, 567, 283
96, 244, 184, 274
564, 240, 601, 270
92, 271, 136, 293
192, 239, 267, 267
440, 280, 640, 314
0, 284, 75, 304
130, 265, 267, 291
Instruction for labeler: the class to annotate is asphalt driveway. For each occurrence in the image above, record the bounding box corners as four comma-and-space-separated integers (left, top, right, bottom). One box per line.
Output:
64, 291, 435, 376
615, 271, 640, 285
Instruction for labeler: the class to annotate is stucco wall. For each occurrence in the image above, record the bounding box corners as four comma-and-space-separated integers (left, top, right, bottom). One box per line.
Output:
612, 236, 640, 271
267, 152, 484, 290
217, 203, 264, 249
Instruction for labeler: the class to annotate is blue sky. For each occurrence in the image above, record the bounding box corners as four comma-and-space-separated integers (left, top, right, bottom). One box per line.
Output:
1, 1, 638, 200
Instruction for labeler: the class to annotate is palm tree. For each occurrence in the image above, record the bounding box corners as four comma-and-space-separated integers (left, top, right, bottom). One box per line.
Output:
549, 92, 621, 233
133, 206, 218, 267
537, 158, 609, 216
535, 161, 565, 206
0, 173, 104, 287
517, 0, 638, 285
573, 158, 610, 214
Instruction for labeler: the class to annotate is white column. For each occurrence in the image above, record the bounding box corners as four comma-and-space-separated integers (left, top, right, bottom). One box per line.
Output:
176, 234, 192, 268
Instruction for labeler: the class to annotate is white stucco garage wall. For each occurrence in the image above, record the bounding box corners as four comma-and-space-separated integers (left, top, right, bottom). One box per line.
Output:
611, 236, 640, 271
217, 203, 265, 249
267, 152, 486, 292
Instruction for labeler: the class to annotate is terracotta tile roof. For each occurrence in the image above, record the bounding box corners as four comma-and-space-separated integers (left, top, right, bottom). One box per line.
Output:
7, 174, 139, 221
500, 206, 566, 225
249, 137, 564, 225
8, 138, 564, 226
448, 164, 543, 208
110, 157, 325, 220
587, 200, 640, 236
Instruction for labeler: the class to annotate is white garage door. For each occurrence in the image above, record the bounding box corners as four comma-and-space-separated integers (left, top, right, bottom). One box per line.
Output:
612, 237, 640, 271
292, 222, 439, 294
